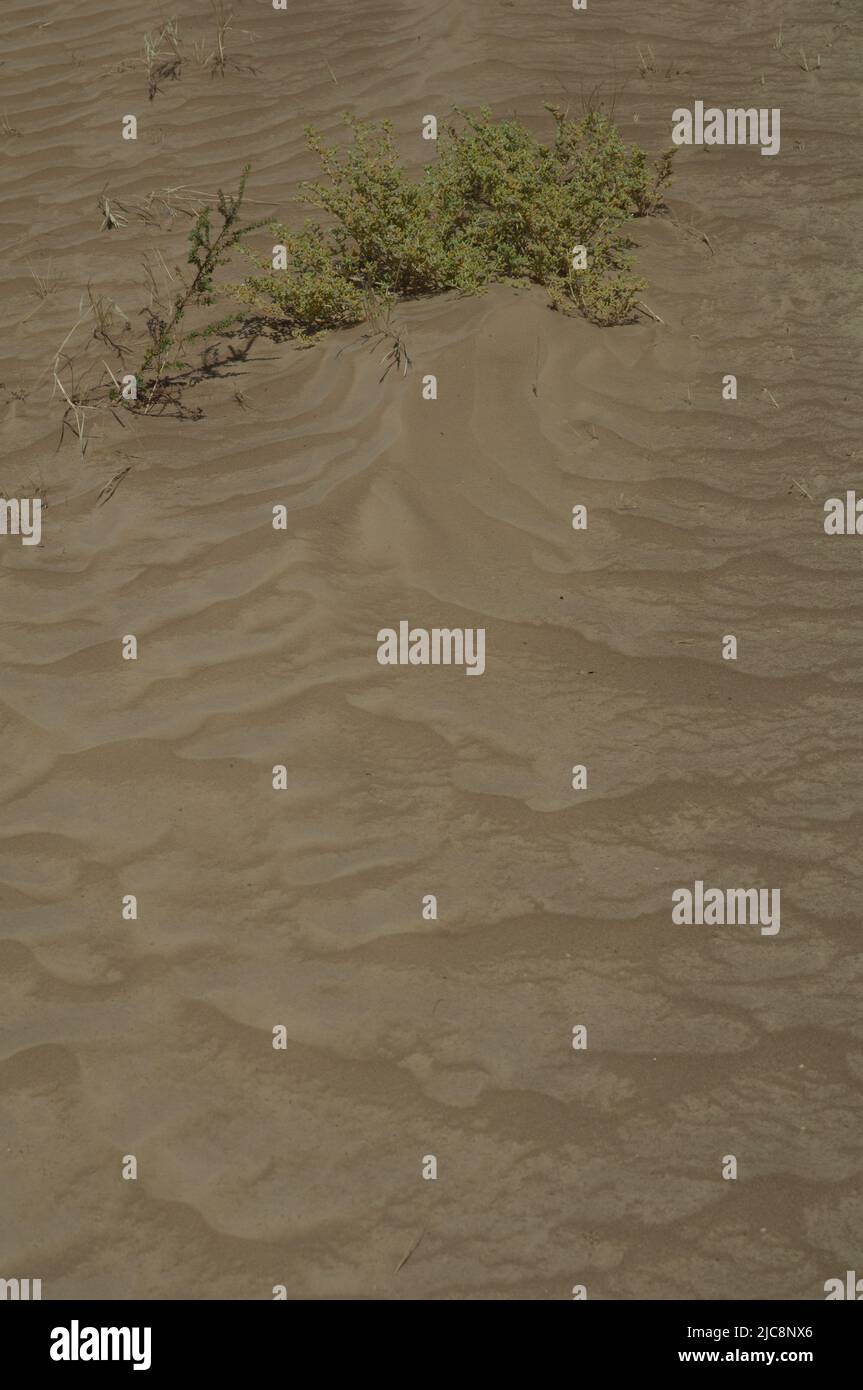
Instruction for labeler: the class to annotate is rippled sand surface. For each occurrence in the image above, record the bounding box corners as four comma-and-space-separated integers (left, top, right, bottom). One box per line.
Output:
2, 0, 862, 1299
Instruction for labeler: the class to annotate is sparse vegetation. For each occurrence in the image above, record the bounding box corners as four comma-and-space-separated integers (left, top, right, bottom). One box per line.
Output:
19, 260, 55, 324
135, 185, 211, 228
336, 292, 413, 380
233, 106, 675, 334
27, 261, 55, 303
54, 107, 675, 449
195, 1, 242, 77
637, 44, 657, 76
87, 286, 131, 353
51, 312, 101, 457
136, 164, 265, 405
98, 189, 129, 230
143, 17, 183, 100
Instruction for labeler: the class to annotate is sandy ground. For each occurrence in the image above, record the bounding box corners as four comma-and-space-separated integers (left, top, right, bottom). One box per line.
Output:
1, 0, 862, 1299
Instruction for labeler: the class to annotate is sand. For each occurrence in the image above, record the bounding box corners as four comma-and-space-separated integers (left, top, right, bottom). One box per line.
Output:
1, 0, 862, 1300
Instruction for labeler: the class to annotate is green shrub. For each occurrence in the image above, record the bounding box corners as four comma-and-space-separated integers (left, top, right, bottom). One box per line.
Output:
234, 106, 675, 334
235, 223, 367, 332
137, 164, 266, 399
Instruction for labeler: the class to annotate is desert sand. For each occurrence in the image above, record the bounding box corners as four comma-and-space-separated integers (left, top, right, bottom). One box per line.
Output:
1, 0, 862, 1299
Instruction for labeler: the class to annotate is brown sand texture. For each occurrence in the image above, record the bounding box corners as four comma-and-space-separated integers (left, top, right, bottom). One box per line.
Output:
1, 0, 862, 1301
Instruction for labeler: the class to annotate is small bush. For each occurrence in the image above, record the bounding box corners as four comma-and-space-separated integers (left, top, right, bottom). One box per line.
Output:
234, 106, 674, 333
235, 224, 367, 333
136, 165, 266, 401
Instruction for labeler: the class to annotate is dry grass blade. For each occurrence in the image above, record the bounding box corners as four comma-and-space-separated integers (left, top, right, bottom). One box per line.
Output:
394, 1229, 425, 1274
88, 286, 131, 350
19, 260, 55, 323
636, 299, 665, 324
378, 329, 412, 380
197, 3, 254, 77
53, 365, 91, 457
143, 16, 182, 100
48, 306, 127, 457
27, 260, 55, 301
669, 214, 715, 255
637, 44, 656, 77
98, 190, 129, 230
135, 184, 211, 227
97, 465, 133, 506
209, 0, 233, 76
